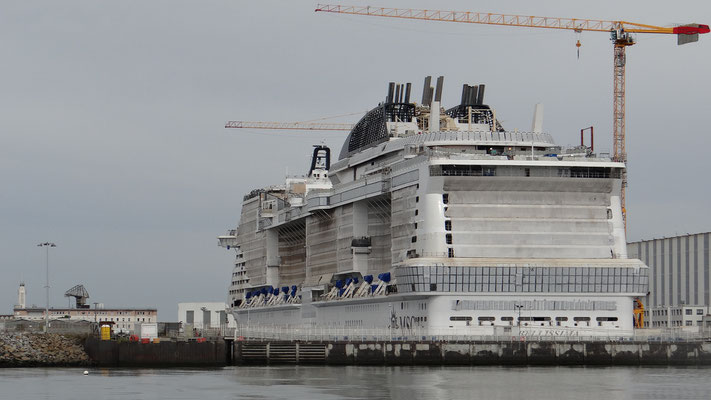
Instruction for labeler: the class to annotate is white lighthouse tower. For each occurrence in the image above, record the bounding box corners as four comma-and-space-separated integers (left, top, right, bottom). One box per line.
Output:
17, 282, 26, 309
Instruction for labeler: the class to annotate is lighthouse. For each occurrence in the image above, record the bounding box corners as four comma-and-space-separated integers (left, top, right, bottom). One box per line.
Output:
18, 282, 26, 309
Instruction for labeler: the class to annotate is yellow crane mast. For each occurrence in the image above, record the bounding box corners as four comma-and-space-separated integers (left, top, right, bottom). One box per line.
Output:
315, 4, 709, 231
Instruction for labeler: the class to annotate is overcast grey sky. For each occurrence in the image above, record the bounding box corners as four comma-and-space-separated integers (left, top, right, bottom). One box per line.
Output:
1, 1, 710, 320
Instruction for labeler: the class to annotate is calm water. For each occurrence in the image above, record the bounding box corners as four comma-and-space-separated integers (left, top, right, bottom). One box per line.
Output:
0, 366, 709, 400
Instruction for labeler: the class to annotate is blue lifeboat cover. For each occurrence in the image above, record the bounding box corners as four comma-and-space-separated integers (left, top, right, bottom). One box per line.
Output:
364, 275, 373, 284
282, 286, 289, 294
335, 280, 344, 289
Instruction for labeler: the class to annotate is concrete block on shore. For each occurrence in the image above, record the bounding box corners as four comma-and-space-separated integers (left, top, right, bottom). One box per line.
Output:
557, 343, 585, 365
471, 343, 501, 365
413, 342, 442, 365
499, 342, 527, 365
610, 343, 640, 365
385, 343, 413, 365
640, 343, 668, 365
442, 343, 470, 365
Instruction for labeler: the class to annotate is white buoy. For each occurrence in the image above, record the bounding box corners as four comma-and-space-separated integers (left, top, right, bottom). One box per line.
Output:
83, 370, 89, 375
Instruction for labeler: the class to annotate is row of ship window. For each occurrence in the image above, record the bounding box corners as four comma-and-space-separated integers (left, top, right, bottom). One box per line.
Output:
651, 320, 703, 327
97, 317, 151, 322
344, 303, 428, 312
402, 265, 648, 277
397, 265, 649, 293
450, 316, 617, 322
649, 308, 705, 316
450, 315, 618, 327
397, 268, 648, 282
400, 282, 646, 293
50, 311, 152, 316
342, 317, 430, 328
429, 165, 618, 179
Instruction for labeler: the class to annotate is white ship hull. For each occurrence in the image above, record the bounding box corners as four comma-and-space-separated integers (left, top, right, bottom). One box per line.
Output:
233, 294, 636, 337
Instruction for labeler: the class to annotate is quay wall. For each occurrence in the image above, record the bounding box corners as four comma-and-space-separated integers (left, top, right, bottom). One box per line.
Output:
234, 340, 711, 366
83, 337, 228, 367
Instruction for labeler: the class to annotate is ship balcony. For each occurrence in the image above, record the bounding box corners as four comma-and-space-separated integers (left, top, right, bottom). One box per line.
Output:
218, 235, 237, 249
351, 237, 371, 247
351, 237, 372, 254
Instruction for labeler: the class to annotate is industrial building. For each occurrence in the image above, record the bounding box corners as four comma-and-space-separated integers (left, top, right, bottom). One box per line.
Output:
11, 283, 158, 334
627, 232, 710, 328
177, 302, 235, 331
12, 307, 157, 333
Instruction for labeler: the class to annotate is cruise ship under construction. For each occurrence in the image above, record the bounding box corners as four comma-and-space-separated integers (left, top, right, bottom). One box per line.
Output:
218, 76, 649, 337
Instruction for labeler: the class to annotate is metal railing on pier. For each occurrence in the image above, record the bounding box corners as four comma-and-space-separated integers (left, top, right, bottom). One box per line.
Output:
233, 325, 711, 343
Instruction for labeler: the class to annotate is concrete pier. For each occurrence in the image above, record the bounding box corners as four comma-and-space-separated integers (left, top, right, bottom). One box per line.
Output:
80, 336, 711, 367
83, 337, 228, 367
233, 340, 711, 366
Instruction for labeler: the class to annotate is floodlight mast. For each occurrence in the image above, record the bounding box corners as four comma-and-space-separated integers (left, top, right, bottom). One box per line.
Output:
37, 242, 56, 333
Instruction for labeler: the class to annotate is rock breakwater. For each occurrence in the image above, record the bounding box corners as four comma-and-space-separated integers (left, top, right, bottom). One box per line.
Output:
0, 333, 90, 367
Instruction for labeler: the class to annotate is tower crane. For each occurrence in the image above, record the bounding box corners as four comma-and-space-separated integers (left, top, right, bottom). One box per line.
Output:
315, 4, 709, 230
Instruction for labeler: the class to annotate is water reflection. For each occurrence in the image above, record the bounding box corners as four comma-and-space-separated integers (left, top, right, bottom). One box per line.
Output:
228, 365, 711, 400
0, 366, 709, 400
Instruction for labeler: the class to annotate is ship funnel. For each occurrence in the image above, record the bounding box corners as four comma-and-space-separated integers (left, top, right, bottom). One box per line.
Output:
387, 82, 395, 103
476, 84, 486, 105
434, 76, 444, 102
461, 84, 481, 106
308, 145, 331, 177
468, 85, 478, 105
404, 82, 411, 103
421, 76, 432, 106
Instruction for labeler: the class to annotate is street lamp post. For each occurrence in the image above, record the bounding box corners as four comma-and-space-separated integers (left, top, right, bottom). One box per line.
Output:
388, 303, 393, 342
514, 303, 524, 336
37, 242, 56, 333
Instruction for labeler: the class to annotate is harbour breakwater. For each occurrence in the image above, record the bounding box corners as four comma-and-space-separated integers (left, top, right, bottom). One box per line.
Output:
0, 333, 90, 367
234, 339, 711, 366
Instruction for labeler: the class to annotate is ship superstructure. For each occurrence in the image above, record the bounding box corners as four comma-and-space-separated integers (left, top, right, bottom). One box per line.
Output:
219, 77, 649, 336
